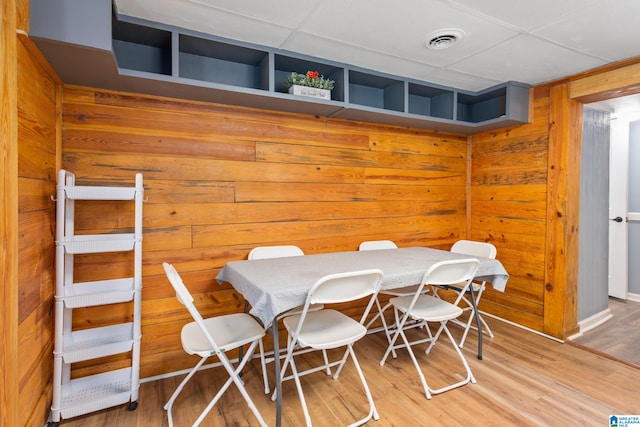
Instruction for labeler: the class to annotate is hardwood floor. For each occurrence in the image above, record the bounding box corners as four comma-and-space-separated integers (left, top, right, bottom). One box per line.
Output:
569, 297, 640, 368
59, 317, 640, 426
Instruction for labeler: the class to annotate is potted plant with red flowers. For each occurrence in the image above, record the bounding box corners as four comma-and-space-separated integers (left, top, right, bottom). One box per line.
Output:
285, 70, 335, 100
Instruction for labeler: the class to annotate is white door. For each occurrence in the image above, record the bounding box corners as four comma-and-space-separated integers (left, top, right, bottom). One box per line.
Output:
608, 114, 629, 299
608, 112, 640, 299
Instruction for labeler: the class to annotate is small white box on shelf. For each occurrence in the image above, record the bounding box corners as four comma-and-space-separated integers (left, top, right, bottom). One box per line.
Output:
288, 84, 331, 100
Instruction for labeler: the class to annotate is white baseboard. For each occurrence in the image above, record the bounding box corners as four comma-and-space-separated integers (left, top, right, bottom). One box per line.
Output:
567, 307, 613, 340
627, 292, 640, 302
479, 311, 564, 343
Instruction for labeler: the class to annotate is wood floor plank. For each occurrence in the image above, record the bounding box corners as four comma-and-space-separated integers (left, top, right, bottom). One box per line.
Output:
569, 298, 640, 367
59, 317, 640, 426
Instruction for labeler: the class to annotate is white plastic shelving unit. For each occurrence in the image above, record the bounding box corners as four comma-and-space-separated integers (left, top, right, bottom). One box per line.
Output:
49, 170, 143, 426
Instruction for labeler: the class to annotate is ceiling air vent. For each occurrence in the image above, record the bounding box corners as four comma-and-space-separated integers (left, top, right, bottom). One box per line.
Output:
426, 29, 465, 50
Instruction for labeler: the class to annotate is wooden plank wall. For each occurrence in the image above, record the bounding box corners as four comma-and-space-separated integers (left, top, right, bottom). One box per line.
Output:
60, 86, 470, 379
14, 2, 61, 426
1, 1, 20, 426
469, 86, 550, 332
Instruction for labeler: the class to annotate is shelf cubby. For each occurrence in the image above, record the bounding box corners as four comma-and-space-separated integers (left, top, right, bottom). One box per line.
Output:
56, 367, 134, 420
457, 87, 507, 123
60, 323, 135, 363
348, 70, 404, 112
63, 277, 136, 308
179, 35, 270, 90
274, 54, 345, 101
112, 20, 172, 76
408, 84, 454, 120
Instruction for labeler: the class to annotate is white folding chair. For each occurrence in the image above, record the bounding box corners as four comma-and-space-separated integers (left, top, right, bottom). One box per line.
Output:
359, 240, 430, 356
273, 269, 384, 427
248, 245, 326, 394
380, 259, 479, 399
446, 240, 497, 347
162, 263, 268, 427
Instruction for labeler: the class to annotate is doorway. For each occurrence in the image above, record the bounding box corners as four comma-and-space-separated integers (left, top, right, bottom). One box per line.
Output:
583, 94, 640, 310
576, 95, 640, 338
570, 95, 640, 366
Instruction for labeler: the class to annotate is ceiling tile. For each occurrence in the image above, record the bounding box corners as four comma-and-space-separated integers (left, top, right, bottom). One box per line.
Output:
116, 0, 294, 46
447, 0, 600, 31
184, 0, 324, 28
296, 0, 518, 67
282, 32, 438, 80
422, 68, 501, 91
451, 34, 606, 85
533, 0, 640, 61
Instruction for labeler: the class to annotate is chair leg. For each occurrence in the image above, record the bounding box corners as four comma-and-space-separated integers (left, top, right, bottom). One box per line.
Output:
345, 344, 380, 426
386, 306, 406, 359
458, 308, 475, 348
380, 310, 409, 365
194, 341, 268, 427
425, 318, 447, 354
479, 313, 494, 337
258, 338, 270, 394
381, 302, 401, 357
469, 285, 494, 339
280, 341, 378, 427
381, 316, 432, 399
424, 322, 476, 396
400, 325, 432, 399
364, 296, 384, 329
457, 287, 493, 348
333, 345, 352, 379
322, 349, 331, 375
271, 335, 296, 401
164, 356, 209, 427
288, 352, 313, 427
383, 312, 476, 398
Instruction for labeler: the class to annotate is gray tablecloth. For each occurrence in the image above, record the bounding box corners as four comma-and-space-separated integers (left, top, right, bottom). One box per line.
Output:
216, 246, 509, 326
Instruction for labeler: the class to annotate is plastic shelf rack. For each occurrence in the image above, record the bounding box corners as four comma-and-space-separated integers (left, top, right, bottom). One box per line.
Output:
49, 170, 143, 426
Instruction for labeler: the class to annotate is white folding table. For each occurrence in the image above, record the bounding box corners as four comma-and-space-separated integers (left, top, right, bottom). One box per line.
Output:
217, 246, 509, 426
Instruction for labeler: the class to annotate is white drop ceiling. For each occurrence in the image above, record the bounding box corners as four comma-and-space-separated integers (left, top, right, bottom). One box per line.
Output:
114, 0, 640, 94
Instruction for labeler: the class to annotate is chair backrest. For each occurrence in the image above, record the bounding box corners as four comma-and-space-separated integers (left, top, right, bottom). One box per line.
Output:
422, 258, 480, 288
308, 269, 384, 305
450, 240, 497, 259
358, 240, 398, 251
297, 269, 384, 329
163, 262, 221, 353
248, 245, 304, 260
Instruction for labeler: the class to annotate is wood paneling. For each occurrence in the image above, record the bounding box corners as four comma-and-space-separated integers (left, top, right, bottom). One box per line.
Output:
1, 1, 19, 426
469, 82, 582, 337
469, 86, 551, 331
15, 30, 60, 427
570, 60, 640, 103
61, 86, 469, 379
544, 83, 582, 338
